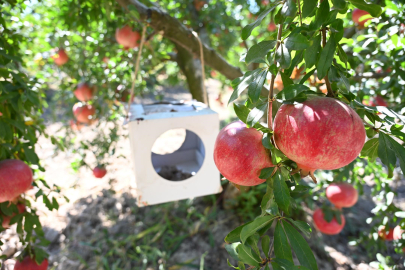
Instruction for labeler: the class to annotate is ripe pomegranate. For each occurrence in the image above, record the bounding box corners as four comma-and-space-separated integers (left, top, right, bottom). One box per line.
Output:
352, 9, 371, 27
93, 166, 107, 178
313, 208, 345, 235
273, 96, 366, 182
393, 225, 404, 240
373, 95, 388, 107
74, 83, 93, 102
268, 21, 277, 32
52, 48, 69, 66
194, 0, 205, 11
211, 70, 217, 78
115, 26, 141, 49
72, 103, 95, 124
0, 160, 33, 203
213, 121, 274, 186
1, 203, 25, 229
14, 257, 48, 270
326, 183, 358, 208
378, 226, 394, 241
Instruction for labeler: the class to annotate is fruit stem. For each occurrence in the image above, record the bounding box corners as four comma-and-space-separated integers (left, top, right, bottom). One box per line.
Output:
321, 27, 335, 98
268, 23, 284, 131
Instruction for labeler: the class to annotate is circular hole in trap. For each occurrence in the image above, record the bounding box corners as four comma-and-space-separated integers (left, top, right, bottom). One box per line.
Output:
151, 129, 205, 181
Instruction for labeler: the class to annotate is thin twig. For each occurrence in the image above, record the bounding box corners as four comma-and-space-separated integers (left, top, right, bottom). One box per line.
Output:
126, 25, 147, 118
268, 23, 284, 131
298, 0, 303, 26
321, 28, 334, 97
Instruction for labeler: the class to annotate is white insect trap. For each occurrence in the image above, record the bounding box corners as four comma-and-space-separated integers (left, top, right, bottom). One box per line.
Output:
126, 101, 222, 206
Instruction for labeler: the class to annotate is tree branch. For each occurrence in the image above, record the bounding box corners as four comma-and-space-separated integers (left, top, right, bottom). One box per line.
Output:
115, 0, 244, 81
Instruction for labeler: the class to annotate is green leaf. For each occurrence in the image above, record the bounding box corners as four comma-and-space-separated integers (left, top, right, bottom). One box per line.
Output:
283, 221, 318, 270
276, 44, 291, 69
273, 171, 290, 214
360, 138, 379, 162
240, 215, 275, 244
236, 244, 261, 267
261, 179, 279, 216
246, 40, 277, 64
337, 44, 348, 69
229, 70, 261, 104
299, 68, 316, 84
234, 103, 251, 123
248, 70, 268, 103
225, 222, 251, 243
281, 0, 298, 17
272, 259, 311, 270
304, 34, 322, 69
260, 167, 275, 180
314, 0, 330, 27
290, 185, 310, 199
285, 218, 312, 238
280, 72, 294, 88
348, 0, 382, 17
302, 0, 317, 18
285, 33, 310, 51
22, 145, 39, 164
226, 243, 241, 261
247, 102, 268, 127
242, 5, 278, 40
316, 35, 336, 80
275, 84, 310, 101
378, 133, 396, 174
386, 135, 405, 176
332, 0, 348, 10
262, 235, 271, 258
262, 133, 272, 150
274, 221, 293, 262
246, 233, 261, 257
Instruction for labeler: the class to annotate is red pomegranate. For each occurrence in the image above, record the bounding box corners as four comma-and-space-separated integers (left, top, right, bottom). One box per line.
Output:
326, 183, 358, 208
213, 121, 274, 186
115, 26, 140, 49
313, 208, 345, 235
72, 103, 95, 124
74, 83, 93, 102
378, 226, 394, 241
352, 9, 371, 27
273, 96, 366, 182
1, 203, 25, 229
194, 0, 205, 11
393, 225, 404, 240
52, 48, 69, 66
93, 166, 107, 178
14, 257, 48, 270
373, 96, 388, 107
0, 160, 33, 203
268, 21, 277, 32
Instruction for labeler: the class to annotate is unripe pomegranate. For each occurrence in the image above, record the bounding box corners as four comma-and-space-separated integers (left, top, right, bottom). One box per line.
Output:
115, 26, 141, 49
378, 226, 394, 241
313, 209, 345, 235
74, 83, 93, 102
72, 103, 95, 124
273, 96, 366, 182
1, 203, 25, 229
268, 22, 277, 32
93, 166, 107, 178
52, 48, 69, 66
214, 121, 274, 186
352, 9, 371, 27
14, 257, 48, 270
0, 160, 33, 203
326, 183, 358, 208
393, 225, 404, 240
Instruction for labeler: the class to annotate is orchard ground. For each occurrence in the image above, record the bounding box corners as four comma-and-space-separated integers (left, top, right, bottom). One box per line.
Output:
1, 79, 405, 269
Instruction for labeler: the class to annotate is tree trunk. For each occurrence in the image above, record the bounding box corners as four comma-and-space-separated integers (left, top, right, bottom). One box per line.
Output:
175, 43, 207, 103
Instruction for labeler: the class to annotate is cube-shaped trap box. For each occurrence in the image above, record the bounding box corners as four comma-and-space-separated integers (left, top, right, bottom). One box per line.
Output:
127, 101, 222, 206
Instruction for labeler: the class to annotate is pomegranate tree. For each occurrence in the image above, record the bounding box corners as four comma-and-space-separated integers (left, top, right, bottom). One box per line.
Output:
0, 160, 33, 202
93, 166, 107, 178
74, 83, 94, 102
326, 183, 358, 208
14, 257, 48, 270
273, 96, 366, 181
214, 121, 274, 186
115, 25, 141, 49
73, 103, 96, 124
313, 209, 345, 235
